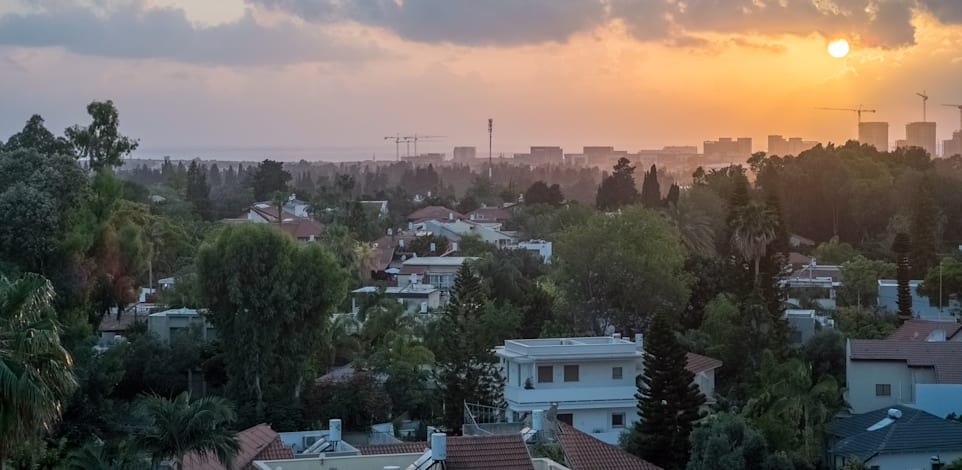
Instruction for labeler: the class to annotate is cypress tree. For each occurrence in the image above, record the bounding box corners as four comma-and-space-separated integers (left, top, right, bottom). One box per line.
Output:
641, 164, 662, 208
892, 232, 913, 324
761, 187, 790, 357
665, 183, 680, 206
625, 314, 705, 470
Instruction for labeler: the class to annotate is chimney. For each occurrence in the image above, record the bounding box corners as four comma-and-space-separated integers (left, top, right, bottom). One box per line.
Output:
532, 409, 544, 432
431, 433, 447, 461
635, 333, 644, 350
329, 418, 342, 444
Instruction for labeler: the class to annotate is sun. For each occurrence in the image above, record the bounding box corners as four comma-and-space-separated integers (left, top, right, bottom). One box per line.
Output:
828, 39, 850, 58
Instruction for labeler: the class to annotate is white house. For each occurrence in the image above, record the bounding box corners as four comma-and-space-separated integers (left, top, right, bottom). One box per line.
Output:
878, 279, 960, 320
148, 308, 216, 343
828, 406, 962, 469
511, 240, 553, 264
495, 335, 721, 445
398, 256, 476, 291
352, 280, 442, 314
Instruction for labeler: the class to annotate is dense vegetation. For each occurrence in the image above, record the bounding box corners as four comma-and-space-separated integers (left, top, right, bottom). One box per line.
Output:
3, 102, 962, 469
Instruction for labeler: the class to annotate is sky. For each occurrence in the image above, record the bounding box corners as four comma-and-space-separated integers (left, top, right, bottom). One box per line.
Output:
1, 0, 961, 161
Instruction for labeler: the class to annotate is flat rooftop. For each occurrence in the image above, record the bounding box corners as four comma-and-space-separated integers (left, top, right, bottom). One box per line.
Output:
401, 256, 476, 266
497, 336, 642, 360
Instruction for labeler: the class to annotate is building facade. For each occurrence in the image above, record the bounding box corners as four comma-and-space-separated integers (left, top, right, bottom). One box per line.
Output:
906, 121, 937, 157
703, 137, 752, 160
453, 146, 477, 162
858, 121, 889, 152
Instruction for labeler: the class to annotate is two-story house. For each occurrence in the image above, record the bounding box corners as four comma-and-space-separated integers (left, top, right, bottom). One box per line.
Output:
495, 335, 721, 444
846, 320, 962, 417
398, 256, 476, 291
148, 308, 216, 343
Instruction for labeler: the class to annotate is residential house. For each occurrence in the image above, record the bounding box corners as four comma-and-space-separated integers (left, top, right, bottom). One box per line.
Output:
495, 335, 722, 444
182, 423, 293, 470
511, 240, 553, 263
784, 309, 835, 345
244, 195, 323, 242
467, 206, 514, 223
352, 279, 442, 314
423, 219, 516, 249
148, 308, 216, 343
889, 319, 962, 342
878, 279, 960, 320
783, 261, 841, 310
845, 336, 962, 416
399, 256, 477, 291
407, 206, 464, 224
828, 406, 962, 469
556, 422, 662, 470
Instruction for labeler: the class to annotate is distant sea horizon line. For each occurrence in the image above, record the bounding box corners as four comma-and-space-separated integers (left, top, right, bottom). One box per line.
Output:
132, 145, 525, 163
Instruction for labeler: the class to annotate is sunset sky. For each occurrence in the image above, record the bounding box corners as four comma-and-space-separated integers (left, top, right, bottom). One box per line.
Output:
1, 0, 961, 160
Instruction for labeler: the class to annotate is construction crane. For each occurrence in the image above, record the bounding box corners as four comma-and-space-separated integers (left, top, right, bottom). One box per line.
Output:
943, 104, 962, 132
816, 105, 877, 124
917, 91, 929, 122
402, 134, 445, 157
384, 134, 404, 161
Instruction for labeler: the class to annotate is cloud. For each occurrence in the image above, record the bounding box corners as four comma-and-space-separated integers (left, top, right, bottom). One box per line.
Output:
253, 0, 961, 49
0, 2, 383, 66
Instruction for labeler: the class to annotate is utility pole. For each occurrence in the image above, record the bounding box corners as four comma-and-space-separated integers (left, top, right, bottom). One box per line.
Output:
488, 118, 493, 179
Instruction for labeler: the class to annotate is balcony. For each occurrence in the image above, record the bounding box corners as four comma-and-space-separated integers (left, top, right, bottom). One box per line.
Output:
504, 384, 637, 410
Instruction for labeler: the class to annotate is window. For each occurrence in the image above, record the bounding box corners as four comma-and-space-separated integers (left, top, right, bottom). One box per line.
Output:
612, 367, 623, 380
538, 366, 553, 383
611, 413, 626, 428
875, 384, 892, 397
557, 413, 573, 426
564, 365, 580, 382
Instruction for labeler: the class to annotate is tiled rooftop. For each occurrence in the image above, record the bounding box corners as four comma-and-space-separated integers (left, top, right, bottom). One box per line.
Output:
889, 319, 962, 341
830, 405, 962, 461
849, 339, 962, 383
359, 434, 534, 470
686, 352, 723, 374
182, 423, 293, 470
556, 422, 662, 470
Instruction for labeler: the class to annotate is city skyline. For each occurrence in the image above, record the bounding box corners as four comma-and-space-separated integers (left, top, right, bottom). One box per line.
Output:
1, 0, 961, 161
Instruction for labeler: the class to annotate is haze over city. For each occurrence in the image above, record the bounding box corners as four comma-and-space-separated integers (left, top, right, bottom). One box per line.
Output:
1, 0, 961, 160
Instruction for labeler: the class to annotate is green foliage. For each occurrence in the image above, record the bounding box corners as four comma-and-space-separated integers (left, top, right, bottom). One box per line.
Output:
686, 413, 790, 470
304, 373, 393, 431
524, 181, 564, 207
667, 193, 718, 258
641, 164, 662, 208
625, 314, 704, 470
456, 233, 497, 256
0, 273, 78, 462
596, 157, 639, 210
813, 236, 860, 265
250, 159, 291, 201
553, 205, 689, 334
947, 457, 962, 470
136, 392, 239, 470
918, 257, 962, 308
3, 114, 74, 156
833, 306, 897, 339
839, 255, 896, 307
802, 329, 846, 384
892, 232, 913, 322
65, 440, 147, 470
910, 181, 940, 278
195, 224, 347, 420
185, 160, 211, 220
730, 202, 777, 288
408, 234, 449, 256
65, 100, 139, 170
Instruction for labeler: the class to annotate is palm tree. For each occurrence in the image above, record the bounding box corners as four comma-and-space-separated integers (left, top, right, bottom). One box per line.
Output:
730, 202, 778, 288
66, 441, 147, 470
136, 392, 239, 470
666, 197, 716, 257
0, 273, 78, 468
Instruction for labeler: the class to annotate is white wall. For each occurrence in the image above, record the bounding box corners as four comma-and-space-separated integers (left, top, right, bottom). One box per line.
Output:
846, 359, 929, 414
563, 407, 636, 445
865, 451, 962, 470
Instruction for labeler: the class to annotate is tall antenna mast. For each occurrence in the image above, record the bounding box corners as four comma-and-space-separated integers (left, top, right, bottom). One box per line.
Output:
917, 91, 929, 122
488, 118, 493, 179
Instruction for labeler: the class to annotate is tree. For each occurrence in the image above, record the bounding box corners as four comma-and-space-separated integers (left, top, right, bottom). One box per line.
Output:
909, 181, 939, 278
3, 114, 74, 156
802, 329, 846, 384
833, 306, 897, 339
195, 224, 347, 419
730, 202, 778, 288
641, 164, 662, 208
0, 274, 78, 466
250, 159, 292, 201
892, 232, 913, 323
839, 256, 896, 307
812, 237, 860, 265
207, 163, 222, 187
624, 313, 704, 470
686, 413, 791, 470
64, 100, 139, 170
553, 206, 689, 334
666, 195, 717, 257
665, 183, 680, 206
185, 160, 211, 220
596, 157, 639, 210
136, 392, 239, 470
428, 264, 505, 433
524, 181, 564, 207
0, 183, 59, 271
918, 257, 962, 308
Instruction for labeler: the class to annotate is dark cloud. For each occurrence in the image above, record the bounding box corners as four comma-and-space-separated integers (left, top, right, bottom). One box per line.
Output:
248, 0, 609, 46
253, 0, 962, 49
0, 2, 382, 66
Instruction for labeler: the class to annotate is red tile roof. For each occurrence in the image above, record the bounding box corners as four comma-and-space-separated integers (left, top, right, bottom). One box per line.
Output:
849, 340, 962, 383
889, 320, 962, 341
557, 422, 662, 470
407, 206, 464, 222
686, 352, 723, 374
359, 434, 534, 470
182, 423, 293, 470
372, 236, 397, 271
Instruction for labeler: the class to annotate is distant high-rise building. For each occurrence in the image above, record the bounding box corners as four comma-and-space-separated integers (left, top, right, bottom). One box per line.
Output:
704, 137, 751, 160
944, 131, 962, 158
895, 139, 908, 149
453, 146, 476, 162
768, 135, 817, 156
858, 122, 889, 152
515, 146, 564, 166
905, 122, 937, 156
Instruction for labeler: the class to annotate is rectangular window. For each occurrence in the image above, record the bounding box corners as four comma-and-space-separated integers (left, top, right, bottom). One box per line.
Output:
564, 365, 580, 382
538, 366, 553, 383
611, 413, 626, 428
875, 384, 892, 397
612, 367, 623, 380
557, 413, 573, 426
